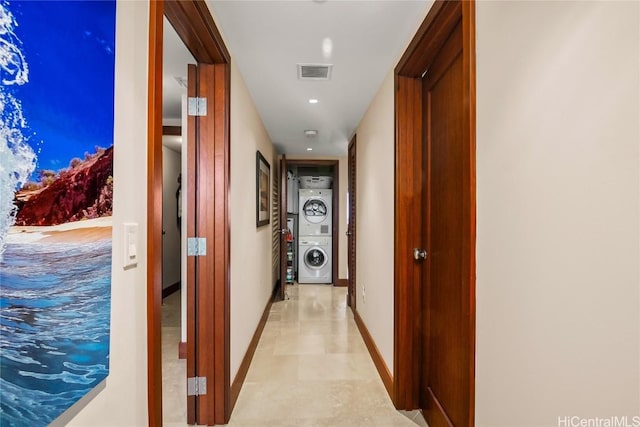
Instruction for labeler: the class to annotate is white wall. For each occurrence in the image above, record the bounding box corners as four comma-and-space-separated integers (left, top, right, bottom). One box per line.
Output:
287, 155, 348, 281
476, 1, 640, 425
354, 70, 395, 371
65, 1, 149, 425
161, 144, 181, 289
229, 60, 275, 381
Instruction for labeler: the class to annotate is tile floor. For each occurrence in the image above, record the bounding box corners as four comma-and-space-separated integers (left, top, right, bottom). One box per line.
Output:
162, 291, 187, 426
161, 284, 428, 427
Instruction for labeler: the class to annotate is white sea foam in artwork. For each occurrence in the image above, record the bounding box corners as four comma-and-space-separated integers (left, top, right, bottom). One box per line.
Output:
0, 2, 36, 258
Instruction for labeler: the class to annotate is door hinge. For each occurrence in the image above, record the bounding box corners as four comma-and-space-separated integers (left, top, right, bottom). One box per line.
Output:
187, 376, 207, 396
188, 97, 207, 116
187, 237, 207, 256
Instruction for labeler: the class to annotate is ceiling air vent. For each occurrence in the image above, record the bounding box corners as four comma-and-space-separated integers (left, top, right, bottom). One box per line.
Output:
297, 63, 333, 81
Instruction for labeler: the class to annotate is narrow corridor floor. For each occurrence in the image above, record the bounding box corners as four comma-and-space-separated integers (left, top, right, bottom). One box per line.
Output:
226, 284, 427, 427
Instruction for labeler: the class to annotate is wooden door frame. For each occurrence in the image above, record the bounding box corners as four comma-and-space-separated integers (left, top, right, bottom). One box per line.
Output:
347, 136, 357, 309
279, 155, 288, 300
147, 1, 231, 426
282, 159, 340, 286
393, 0, 476, 421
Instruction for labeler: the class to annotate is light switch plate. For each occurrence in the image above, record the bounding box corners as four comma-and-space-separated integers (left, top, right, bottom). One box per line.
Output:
123, 222, 138, 268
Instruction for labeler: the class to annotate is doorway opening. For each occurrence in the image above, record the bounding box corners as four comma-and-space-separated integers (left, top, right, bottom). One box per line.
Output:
159, 15, 194, 424
148, 1, 231, 426
277, 158, 340, 301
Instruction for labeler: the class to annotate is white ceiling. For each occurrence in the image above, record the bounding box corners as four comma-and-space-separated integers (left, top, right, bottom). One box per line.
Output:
162, 1, 431, 157
163, 17, 195, 124
162, 18, 194, 153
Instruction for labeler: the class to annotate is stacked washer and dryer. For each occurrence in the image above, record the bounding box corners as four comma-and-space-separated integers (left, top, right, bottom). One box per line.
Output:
298, 176, 333, 284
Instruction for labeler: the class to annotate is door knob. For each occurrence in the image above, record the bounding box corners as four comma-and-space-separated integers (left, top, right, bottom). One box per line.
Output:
413, 248, 427, 261
346, 231, 352, 236
280, 228, 288, 235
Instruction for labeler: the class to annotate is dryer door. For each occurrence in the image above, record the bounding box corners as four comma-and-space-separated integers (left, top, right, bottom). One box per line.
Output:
302, 198, 328, 224
304, 247, 328, 270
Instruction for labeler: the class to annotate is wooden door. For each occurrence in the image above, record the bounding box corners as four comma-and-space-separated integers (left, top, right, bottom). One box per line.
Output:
186, 62, 230, 426
347, 136, 357, 308
394, 0, 475, 425
279, 155, 288, 300
420, 20, 472, 427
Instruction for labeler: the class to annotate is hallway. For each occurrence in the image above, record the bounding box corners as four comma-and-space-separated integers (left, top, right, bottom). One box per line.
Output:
162, 285, 427, 426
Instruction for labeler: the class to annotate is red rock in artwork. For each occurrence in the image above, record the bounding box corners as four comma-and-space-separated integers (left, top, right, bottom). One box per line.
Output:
14, 146, 113, 226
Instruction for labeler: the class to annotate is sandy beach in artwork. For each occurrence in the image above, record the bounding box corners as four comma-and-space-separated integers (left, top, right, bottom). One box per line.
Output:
6, 217, 112, 244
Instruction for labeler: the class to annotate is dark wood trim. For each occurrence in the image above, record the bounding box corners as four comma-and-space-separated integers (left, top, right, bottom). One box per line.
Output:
396, 1, 462, 77
223, 58, 232, 427
162, 125, 182, 136
393, 73, 424, 410
162, 281, 181, 299
178, 341, 187, 360
394, 0, 476, 424
279, 156, 288, 301
164, 0, 230, 64
286, 159, 340, 285
336, 278, 348, 287
185, 63, 197, 425
214, 63, 231, 426
332, 160, 339, 288
347, 135, 357, 309
230, 294, 274, 411
353, 309, 393, 400
424, 388, 455, 427
147, 2, 164, 425
192, 63, 230, 426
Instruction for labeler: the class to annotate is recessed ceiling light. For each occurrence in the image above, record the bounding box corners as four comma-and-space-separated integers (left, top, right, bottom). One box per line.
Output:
308, 99, 319, 104
322, 37, 333, 58
304, 130, 318, 137
307, 147, 313, 151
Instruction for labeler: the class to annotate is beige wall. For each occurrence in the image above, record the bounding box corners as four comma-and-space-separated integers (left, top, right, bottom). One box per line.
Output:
476, 1, 640, 425
64, 1, 149, 425
354, 70, 395, 371
286, 155, 348, 281
351, 0, 434, 377
229, 60, 276, 381
354, 1, 640, 422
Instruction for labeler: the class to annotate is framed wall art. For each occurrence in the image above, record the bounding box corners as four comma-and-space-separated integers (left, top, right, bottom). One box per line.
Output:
256, 151, 270, 227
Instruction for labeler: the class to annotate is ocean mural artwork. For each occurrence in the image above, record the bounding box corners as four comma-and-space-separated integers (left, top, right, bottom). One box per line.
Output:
0, 1, 116, 425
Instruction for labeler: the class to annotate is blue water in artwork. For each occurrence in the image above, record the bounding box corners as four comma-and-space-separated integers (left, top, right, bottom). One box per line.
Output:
0, 1, 115, 424
0, 239, 111, 426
